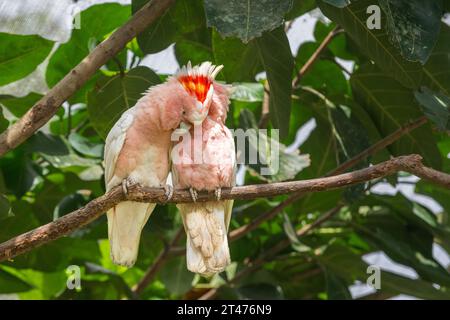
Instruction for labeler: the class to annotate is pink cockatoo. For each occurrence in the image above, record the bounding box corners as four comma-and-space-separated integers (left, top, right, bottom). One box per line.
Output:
172, 82, 236, 276
104, 62, 224, 267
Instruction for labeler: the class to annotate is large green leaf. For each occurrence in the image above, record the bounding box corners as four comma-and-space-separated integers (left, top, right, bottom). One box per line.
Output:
0, 269, 33, 294
421, 24, 450, 96
0, 194, 11, 221
351, 63, 441, 169
204, 0, 293, 43
415, 87, 450, 131
286, 0, 317, 20
319, 0, 423, 88
87, 66, 161, 139
212, 29, 263, 82
256, 27, 294, 137
0, 33, 53, 86
133, 0, 205, 54
378, 0, 443, 64
175, 39, 213, 67
0, 92, 43, 118
213, 27, 293, 136
159, 256, 194, 296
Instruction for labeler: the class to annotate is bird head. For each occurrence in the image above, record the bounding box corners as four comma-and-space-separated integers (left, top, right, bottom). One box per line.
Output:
175, 61, 223, 126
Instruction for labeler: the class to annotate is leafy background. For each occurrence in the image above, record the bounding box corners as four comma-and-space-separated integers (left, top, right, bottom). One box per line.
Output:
0, 0, 449, 300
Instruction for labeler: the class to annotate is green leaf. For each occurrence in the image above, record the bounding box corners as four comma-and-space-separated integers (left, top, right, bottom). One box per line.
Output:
0, 268, 33, 294
323, 267, 352, 299
174, 39, 213, 67
212, 29, 263, 82
319, 0, 423, 88
0, 92, 42, 118
286, 0, 317, 20
204, 0, 293, 43
378, 0, 443, 64
0, 194, 12, 221
87, 66, 161, 139
0, 107, 8, 132
0, 149, 37, 198
68, 132, 104, 158
295, 42, 349, 97
421, 24, 450, 96
239, 109, 310, 182
322, 0, 351, 8
256, 27, 294, 137
159, 256, 194, 296
0, 33, 53, 86
133, 0, 205, 54
351, 63, 441, 169
415, 87, 450, 131
231, 83, 264, 102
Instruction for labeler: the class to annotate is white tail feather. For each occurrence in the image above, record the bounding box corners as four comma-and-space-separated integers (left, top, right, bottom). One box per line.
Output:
178, 202, 230, 276
107, 201, 155, 267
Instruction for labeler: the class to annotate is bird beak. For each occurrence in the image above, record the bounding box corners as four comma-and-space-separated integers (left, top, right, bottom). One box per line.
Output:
177, 121, 191, 134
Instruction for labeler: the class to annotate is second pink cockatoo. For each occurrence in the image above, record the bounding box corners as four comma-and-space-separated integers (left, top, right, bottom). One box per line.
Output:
172, 82, 236, 276
104, 62, 223, 267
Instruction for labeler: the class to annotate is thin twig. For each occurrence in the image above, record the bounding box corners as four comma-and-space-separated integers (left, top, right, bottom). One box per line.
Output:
292, 26, 343, 88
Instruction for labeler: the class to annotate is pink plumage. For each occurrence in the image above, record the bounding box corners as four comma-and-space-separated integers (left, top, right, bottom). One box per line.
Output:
172, 81, 236, 276
104, 62, 223, 267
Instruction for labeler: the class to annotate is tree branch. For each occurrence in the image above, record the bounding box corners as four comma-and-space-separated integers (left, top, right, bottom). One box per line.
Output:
0, 154, 448, 262
0, 0, 175, 157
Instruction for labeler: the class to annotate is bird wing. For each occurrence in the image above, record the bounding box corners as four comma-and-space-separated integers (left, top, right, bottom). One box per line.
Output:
104, 107, 135, 190
223, 125, 236, 232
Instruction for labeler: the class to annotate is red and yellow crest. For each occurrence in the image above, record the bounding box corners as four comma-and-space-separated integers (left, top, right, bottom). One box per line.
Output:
176, 62, 223, 103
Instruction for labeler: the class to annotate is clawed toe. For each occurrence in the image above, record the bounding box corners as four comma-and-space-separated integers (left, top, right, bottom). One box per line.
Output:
214, 188, 222, 201
122, 177, 136, 196
163, 184, 174, 203
189, 188, 198, 202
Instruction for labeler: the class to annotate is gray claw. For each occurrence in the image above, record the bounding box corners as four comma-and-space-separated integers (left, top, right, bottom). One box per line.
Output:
122, 179, 128, 195
215, 188, 222, 201
163, 184, 174, 203
189, 188, 198, 202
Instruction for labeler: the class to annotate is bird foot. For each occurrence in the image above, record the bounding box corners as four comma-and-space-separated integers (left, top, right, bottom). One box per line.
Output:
162, 184, 174, 203
189, 188, 198, 202
122, 177, 137, 196
215, 188, 222, 201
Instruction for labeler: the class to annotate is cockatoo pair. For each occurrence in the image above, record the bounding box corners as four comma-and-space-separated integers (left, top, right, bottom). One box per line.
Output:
104, 62, 236, 276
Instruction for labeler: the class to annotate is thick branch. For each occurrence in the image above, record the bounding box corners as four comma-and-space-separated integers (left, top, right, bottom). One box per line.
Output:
0, 0, 175, 157
0, 154, 448, 262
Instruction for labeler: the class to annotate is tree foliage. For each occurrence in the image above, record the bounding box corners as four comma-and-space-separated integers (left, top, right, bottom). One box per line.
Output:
0, 0, 449, 300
